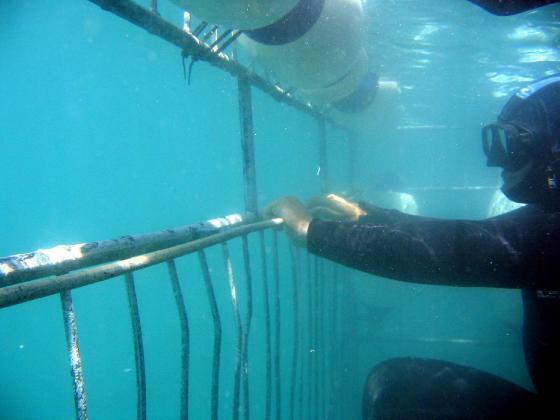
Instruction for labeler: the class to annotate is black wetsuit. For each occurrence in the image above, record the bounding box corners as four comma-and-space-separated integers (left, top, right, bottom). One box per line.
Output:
308, 204, 560, 419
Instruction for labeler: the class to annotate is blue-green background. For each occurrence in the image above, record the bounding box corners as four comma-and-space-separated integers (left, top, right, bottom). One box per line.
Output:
1, 1, 559, 419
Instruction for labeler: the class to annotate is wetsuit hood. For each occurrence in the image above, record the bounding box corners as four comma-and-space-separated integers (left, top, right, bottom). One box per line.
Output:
495, 75, 560, 206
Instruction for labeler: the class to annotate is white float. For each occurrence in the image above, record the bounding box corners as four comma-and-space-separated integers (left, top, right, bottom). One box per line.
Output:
170, 0, 299, 30
362, 190, 419, 215
169, 0, 402, 134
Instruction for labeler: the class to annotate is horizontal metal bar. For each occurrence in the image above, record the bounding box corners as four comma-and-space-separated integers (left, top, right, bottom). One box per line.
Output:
0, 214, 245, 287
362, 336, 521, 347
87, 0, 326, 121
405, 185, 497, 192
0, 219, 283, 309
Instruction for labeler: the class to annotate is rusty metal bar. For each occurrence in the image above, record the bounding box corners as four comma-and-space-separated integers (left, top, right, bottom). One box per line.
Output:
238, 76, 258, 217
272, 231, 282, 420
124, 272, 146, 420
222, 242, 243, 420
86, 0, 327, 120
240, 235, 253, 420
149, 0, 157, 14
0, 214, 244, 287
318, 119, 329, 194
348, 131, 356, 194
296, 248, 304, 420
258, 231, 272, 420
215, 30, 243, 55
198, 249, 222, 420
0, 219, 281, 309
60, 290, 88, 420
167, 259, 190, 420
306, 252, 313, 420
288, 244, 300, 420
312, 256, 319, 418
318, 259, 326, 420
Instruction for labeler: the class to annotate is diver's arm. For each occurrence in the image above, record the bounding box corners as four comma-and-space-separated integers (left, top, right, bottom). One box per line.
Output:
307, 207, 560, 289
467, 0, 559, 15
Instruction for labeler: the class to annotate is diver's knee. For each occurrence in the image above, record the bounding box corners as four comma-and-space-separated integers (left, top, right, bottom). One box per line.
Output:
362, 357, 415, 420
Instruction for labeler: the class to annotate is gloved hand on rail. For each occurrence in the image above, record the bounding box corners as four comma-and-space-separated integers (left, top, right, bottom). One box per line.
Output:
263, 194, 368, 247
263, 196, 312, 247
307, 193, 367, 222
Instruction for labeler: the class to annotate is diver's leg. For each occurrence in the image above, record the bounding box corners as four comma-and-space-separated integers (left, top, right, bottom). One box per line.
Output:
362, 357, 539, 420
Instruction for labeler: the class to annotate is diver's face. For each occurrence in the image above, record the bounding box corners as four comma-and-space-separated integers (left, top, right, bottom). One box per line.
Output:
501, 161, 533, 189
500, 160, 538, 203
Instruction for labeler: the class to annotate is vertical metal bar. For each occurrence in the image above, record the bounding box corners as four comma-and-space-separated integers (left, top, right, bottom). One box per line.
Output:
215, 30, 243, 55
124, 272, 147, 420
288, 243, 299, 420
208, 28, 233, 51
192, 22, 208, 37
318, 260, 326, 420
326, 264, 337, 415
333, 264, 341, 420
238, 76, 258, 217
241, 235, 253, 420
149, 0, 158, 14
306, 252, 313, 420
296, 249, 304, 420
348, 131, 356, 194
272, 231, 282, 420
198, 250, 222, 420
202, 25, 219, 42
258, 231, 272, 420
60, 290, 88, 420
318, 119, 329, 194
222, 242, 243, 420
167, 259, 190, 420
336, 269, 346, 420
312, 256, 320, 418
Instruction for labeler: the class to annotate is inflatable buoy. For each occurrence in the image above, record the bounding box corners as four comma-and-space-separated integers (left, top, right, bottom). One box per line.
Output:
170, 0, 300, 30
170, 0, 402, 134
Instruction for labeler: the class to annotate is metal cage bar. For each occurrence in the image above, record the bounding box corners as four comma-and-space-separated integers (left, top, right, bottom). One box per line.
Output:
87, 0, 328, 121
124, 272, 147, 420
288, 243, 300, 420
306, 252, 313, 420
222, 242, 243, 420
60, 290, 89, 420
0, 214, 244, 287
258, 231, 272, 420
312, 256, 320, 418
238, 77, 258, 217
271, 231, 282, 420
0, 220, 280, 309
318, 119, 329, 194
318, 259, 326, 420
167, 259, 190, 420
198, 249, 222, 420
296, 248, 305, 420
240, 235, 254, 420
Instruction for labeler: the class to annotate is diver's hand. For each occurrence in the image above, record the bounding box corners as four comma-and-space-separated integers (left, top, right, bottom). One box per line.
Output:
307, 194, 367, 221
263, 196, 311, 247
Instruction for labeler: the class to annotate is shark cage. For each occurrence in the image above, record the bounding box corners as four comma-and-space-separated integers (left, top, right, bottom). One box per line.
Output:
0, 1, 355, 420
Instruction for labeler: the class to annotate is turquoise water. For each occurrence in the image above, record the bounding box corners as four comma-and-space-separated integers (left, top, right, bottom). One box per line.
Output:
1, 1, 559, 419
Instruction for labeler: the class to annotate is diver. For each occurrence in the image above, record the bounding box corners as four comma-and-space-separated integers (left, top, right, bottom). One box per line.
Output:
265, 74, 560, 418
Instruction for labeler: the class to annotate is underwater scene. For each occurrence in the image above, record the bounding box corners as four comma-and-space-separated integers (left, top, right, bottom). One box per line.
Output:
1, 0, 560, 419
